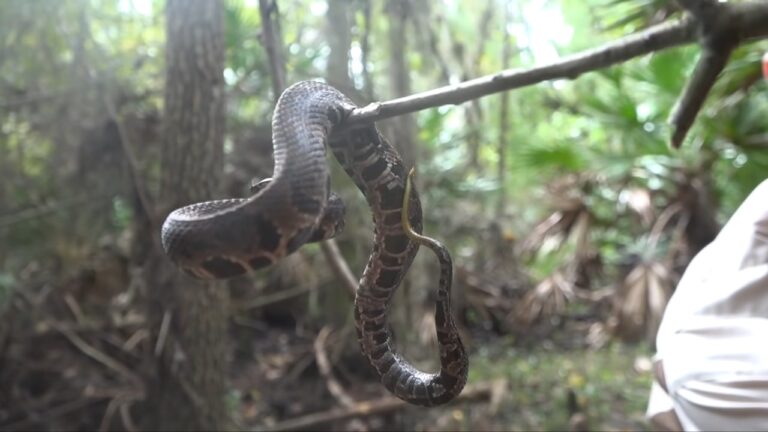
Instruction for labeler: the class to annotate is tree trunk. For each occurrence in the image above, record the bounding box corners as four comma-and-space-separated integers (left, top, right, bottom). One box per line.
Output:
325, 0, 353, 94
384, 0, 422, 355
497, 3, 512, 218
385, 0, 417, 167
142, 0, 230, 430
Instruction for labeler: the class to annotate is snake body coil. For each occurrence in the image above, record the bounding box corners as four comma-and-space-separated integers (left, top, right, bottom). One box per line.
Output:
161, 81, 468, 406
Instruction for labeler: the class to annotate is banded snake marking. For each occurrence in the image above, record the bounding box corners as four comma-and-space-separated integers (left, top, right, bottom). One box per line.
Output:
161, 81, 468, 406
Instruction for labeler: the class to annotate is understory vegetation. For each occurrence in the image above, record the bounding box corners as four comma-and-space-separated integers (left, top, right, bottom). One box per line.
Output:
1, 0, 766, 430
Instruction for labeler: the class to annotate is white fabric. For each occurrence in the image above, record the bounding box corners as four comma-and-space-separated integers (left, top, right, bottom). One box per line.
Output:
647, 179, 768, 431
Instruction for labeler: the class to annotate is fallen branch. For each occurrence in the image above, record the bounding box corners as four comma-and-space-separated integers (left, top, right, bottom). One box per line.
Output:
12, 316, 143, 339
56, 325, 143, 387
99, 393, 140, 432
260, 380, 504, 432
313, 326, 355, 408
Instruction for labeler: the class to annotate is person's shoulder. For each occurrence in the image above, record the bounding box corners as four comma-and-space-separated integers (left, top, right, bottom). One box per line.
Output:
752, 179, 768, 197
729, 179, 768, 227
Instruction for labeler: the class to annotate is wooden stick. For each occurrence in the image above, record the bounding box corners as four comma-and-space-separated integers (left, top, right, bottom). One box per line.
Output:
260, 381, 501, 432
57, 325, 143, 386
344, 19, 697, 126
342, 1, 768, 144
313, 326, 355, 408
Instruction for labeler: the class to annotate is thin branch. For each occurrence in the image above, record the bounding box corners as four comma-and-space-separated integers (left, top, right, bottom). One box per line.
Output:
319, 239, 358, 297
496, 1, 512, 218
153, 309, 172, 357
346, 18, 698, 125
120, 402, 139, 432
668, 0, 740, 147
260, 380, 500, 432
102, 93, 158, 225
259, 0, 286, 98
57, 325, 144, 387
669, 46, 733, 148
344, 1, 768, 146
647, 203, 683, 251
11, 316, 143, 340
313, 326, 355, 408
99, 397, 122, 432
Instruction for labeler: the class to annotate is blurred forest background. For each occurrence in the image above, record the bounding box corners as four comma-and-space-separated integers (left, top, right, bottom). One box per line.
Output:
1, 0, 767, 430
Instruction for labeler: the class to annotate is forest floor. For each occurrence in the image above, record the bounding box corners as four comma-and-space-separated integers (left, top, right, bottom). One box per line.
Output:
462, 342, 653, 431
1, 275, 655, 432
234, 322, 655, 432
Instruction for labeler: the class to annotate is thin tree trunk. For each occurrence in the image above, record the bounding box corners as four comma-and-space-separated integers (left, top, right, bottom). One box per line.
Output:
320, 0, 362, 322
259, 0, 285, 97
385, 0, 417, 167
497, 3, 512, 218
326, 0, 353, 93
360, 0, 375, 100
142, 0, 229, 430
384, 0, 420, 344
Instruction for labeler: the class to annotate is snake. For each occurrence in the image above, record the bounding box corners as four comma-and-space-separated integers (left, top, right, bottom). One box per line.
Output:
161, 80, 468, 406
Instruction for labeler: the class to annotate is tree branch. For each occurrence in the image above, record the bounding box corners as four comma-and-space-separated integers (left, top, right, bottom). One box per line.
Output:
668, 0, 740, 147
675, 0, 719, 21
260, 380, 501, 432
344, 1, 768, 147
346, 18, 697, 125
669, 44, 733, 148
102, 93, 158, 226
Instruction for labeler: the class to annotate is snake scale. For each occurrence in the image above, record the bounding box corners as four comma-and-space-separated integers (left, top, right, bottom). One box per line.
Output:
161, 81, 468, 406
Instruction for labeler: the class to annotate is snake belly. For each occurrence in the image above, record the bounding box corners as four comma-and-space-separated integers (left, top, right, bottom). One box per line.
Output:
161, 80, 468, 406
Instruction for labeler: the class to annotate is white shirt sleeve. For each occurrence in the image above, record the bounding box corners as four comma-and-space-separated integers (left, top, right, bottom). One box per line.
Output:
648, 179, 768, 431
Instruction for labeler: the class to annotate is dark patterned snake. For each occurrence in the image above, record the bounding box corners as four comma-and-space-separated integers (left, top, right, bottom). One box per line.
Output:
161, 81, 468, 406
